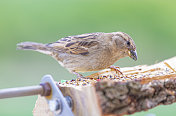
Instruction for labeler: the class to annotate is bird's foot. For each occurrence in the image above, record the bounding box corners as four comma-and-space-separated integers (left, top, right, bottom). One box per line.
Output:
72, 71, 85, 79
109, 65, 124, 76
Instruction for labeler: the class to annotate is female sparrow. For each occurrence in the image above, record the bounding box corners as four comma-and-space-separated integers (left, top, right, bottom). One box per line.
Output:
17, 32, 137, 78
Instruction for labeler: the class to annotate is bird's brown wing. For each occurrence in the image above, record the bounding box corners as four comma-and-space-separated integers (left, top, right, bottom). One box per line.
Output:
47, 33, 101, 55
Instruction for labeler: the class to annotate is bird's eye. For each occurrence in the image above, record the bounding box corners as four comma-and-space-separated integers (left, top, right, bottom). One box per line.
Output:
127, 41, 130, 46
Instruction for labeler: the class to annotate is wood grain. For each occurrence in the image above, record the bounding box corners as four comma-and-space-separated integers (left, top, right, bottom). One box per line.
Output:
33, 56, 176, 116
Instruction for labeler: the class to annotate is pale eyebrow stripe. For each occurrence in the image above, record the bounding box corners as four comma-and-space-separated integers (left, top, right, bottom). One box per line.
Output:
116, 33, 128, 41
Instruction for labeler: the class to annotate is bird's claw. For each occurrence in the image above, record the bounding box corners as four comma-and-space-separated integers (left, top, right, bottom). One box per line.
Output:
72, 71, 85, 79
109, 66, 124, 76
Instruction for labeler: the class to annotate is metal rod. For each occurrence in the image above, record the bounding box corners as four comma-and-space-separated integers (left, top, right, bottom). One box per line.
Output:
0, 85, 43, 99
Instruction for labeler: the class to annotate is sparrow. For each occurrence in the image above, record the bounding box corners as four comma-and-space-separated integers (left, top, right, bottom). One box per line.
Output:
17, 32, 137, 78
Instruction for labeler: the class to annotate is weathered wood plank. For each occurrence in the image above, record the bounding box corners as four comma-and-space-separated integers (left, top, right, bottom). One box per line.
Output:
33, 56, 176, 116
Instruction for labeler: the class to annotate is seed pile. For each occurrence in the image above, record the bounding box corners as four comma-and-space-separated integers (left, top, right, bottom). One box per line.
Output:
58, 62, 176, 87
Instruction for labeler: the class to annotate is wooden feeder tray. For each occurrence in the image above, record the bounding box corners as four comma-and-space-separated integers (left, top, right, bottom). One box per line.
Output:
33, 56, 176, 116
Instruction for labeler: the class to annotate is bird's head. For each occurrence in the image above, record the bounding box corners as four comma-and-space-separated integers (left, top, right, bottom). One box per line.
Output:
112, 32, 137, 61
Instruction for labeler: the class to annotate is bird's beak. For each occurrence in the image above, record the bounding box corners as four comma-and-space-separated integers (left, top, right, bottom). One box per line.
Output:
128, 49, 137, 61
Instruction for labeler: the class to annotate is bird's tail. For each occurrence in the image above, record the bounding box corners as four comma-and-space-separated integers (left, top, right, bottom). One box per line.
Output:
17, 42, 52, 55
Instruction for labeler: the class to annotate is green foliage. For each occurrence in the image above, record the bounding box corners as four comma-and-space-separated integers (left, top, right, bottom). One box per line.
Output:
0, 0, 176, 116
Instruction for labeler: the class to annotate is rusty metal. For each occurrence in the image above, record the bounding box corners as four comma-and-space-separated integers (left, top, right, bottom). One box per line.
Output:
40, 83, 51, 96
0, 75, 74, 116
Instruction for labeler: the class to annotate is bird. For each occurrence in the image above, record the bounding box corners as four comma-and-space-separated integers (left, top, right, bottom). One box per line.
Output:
17, 32, 137, 78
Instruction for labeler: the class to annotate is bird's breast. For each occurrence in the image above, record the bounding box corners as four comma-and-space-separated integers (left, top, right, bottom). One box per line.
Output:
56, 46, 121, 72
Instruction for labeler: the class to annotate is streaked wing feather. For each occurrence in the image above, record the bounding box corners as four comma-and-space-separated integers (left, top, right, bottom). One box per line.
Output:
47, 33, 100, 55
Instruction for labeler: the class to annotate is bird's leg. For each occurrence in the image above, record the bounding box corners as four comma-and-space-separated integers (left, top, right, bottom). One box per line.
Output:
72, 71, 85, 79
109, 65, 124, 76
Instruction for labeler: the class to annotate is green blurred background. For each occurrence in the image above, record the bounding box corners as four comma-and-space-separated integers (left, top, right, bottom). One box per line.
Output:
0, 0, 176, 116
